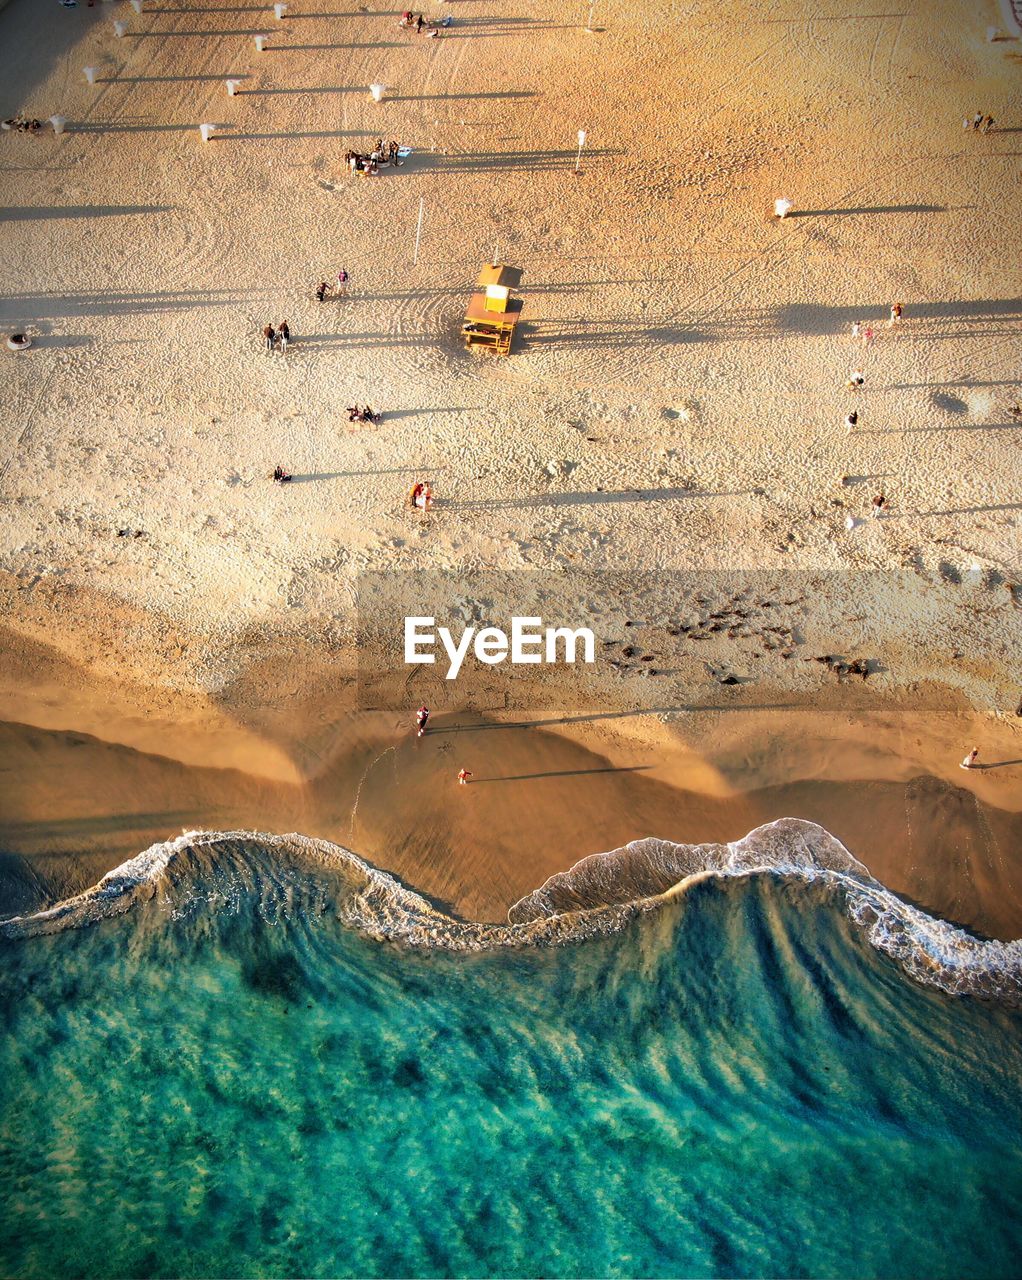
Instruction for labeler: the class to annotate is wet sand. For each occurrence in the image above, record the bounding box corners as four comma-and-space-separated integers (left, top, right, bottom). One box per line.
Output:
2, 705, 1020, 941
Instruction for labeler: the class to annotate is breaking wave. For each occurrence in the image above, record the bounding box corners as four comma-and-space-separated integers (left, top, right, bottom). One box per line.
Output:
2, 819, 1019, 1003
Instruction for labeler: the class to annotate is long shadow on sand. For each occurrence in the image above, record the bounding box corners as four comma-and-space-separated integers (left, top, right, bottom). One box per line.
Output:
887, 502, 1022, 518
0, 206, 173, 220
443, 488, 753, 512
267, 42, 402, 51
215, 127, 363, 139
355, 281, 636, 300
888, 378, 1021, 390
441, 17, 576, 37
420, 147, 621, 173
1, 289, 259, 320
147, 4, 296, 10
289, 467, 438, 482
430, 704, 805, 735
388, 90, 539, 102
235, 85, 361, 95
0, 811, 201, 839
787, 203, 947, 216
67, 122, 198, 134
100, 74, 250, 85
716, 297, 1022, 339
521, 319, 707, 348
471, 766, 652, 783
377, 407, 476, 422
857, 422, 1019, 434
296, 332, 448, 349
127, 28, 286, 37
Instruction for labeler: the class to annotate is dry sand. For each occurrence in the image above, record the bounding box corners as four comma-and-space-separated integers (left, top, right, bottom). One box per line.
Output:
0, 0, 1020, 929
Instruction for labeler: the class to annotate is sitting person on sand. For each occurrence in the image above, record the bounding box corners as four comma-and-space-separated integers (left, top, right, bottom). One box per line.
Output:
272, 466, 292, 483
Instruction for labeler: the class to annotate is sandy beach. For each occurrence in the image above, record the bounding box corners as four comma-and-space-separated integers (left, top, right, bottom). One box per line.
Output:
1, 0, 1020, 933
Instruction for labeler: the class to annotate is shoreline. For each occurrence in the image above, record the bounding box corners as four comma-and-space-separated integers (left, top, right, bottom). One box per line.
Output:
2, 687, 1020, 940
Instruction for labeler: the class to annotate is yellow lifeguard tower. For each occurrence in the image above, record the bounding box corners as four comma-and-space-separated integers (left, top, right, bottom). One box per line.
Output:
462, 263, 524, 355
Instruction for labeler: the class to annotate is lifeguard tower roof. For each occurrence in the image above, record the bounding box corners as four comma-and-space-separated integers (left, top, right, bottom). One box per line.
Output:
476, 264, 524, 290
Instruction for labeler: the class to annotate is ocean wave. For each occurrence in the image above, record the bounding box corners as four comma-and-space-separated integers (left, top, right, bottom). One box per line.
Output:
1, 820, 1020, 1003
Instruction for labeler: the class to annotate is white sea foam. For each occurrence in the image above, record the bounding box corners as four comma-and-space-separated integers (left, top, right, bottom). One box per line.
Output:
2, 820, 1019, 1003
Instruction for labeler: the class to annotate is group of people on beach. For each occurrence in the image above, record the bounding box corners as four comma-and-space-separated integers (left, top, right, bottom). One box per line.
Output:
965, 113, 995, 133
347, 404, 379, 423
398, 10, 452, 35
261, 321, 291, 355
842, 302, 907, 522
408, 480, 433, 511
346, 140, 405, 175
316, 269, 348, 301
850, 303, 901, 351
2, 114, 43, 135
413, 705, 471, 783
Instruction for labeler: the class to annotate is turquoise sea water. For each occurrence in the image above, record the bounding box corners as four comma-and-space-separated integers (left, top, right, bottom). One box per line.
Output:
1, 827, 1021, 1279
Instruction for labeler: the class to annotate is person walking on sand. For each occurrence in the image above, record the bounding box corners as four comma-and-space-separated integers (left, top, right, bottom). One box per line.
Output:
960, 747, 979, 769
415, 705, 430, 736
870, 493, 886, 519
862, 325, 875, 347
848, 370, 865, 389
972, 112, 983, 131
277, 320, 290, 355
316, 280, 328, 302
457, 768, 472, 785
415, 13, 424, 32
263, 323, 275, 353
336, 268, 349, 296
845, 410, 858, 433
851, 321, 862, 340
981, 114, 994, 133
888, 301, 902, 326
